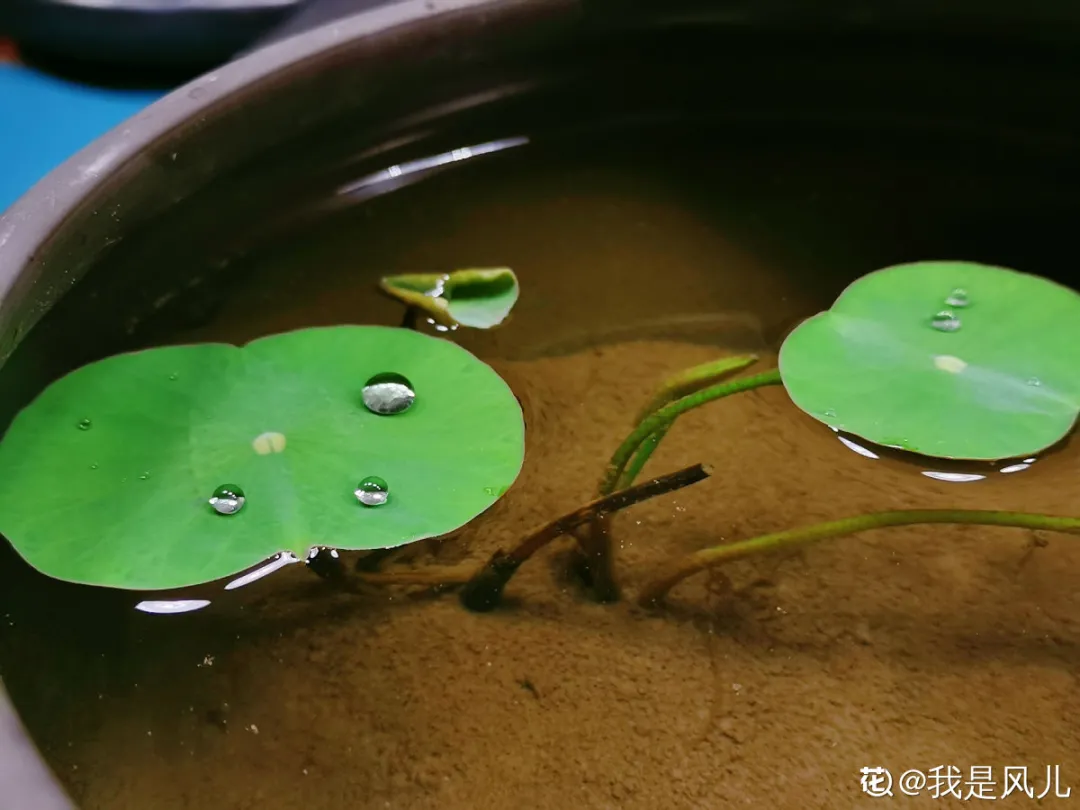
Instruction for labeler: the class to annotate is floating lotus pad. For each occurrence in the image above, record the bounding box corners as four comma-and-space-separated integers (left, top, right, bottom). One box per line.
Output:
778, 261, 1080, 461
0, 326, 525, 590
379, 267, 520, 329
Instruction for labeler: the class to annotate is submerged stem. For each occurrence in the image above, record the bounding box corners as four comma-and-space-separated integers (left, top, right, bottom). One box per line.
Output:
634, 354, 760, 426
638, 509, 1080, 605
459, 463, 713, 611
351, 464, 712, 604
400, 305, 420, 331
610, 355, 759, 494
617, 423, 672, 493
600, 368, 782, 496
575, 355, 764, 600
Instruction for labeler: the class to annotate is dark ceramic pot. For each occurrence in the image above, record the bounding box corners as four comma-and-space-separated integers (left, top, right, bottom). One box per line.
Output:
3, 2, 1080, 806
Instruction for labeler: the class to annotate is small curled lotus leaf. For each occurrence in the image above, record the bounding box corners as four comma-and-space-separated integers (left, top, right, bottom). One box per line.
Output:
778, 261, 1080, 461
379, 267, 519, 329
0, 326, 525, 590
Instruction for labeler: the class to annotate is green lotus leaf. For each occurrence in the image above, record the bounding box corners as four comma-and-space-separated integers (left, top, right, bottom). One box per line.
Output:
0, 326, 525, 590
379, 267, 519, 329
778, 261, 1080, 461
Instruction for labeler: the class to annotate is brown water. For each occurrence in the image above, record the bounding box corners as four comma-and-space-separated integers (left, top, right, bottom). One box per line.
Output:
2, 138, 1080, 809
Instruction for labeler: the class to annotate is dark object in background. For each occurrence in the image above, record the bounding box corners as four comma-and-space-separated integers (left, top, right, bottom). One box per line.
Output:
0, 0, 310, 86
245, 0, 397, 48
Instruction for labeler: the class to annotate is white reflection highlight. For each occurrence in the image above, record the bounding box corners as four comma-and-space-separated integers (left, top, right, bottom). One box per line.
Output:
336, 137, 529, 198
1000, 463, 1032, 474
135, 599, 210, 615
921, 471, 986, 483
225, 552, 301, 591
837, 434, 879, 460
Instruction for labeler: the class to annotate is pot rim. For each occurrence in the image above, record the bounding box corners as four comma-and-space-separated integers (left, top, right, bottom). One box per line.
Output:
0, 0, 520, 359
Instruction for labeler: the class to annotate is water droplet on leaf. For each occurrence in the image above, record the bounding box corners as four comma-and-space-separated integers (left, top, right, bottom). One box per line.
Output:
209, 485, 245, 515
354, 476, 389, 507
823, 409, 836, 418
1027, 377, 1041, 386
138, 472, 150, 480
930, 311, 961, 332
945, 288, 969, 307
168, 373, 179, 381
89, 463, 98, 470
77, 418, 92, 430
361, 373, 415, 415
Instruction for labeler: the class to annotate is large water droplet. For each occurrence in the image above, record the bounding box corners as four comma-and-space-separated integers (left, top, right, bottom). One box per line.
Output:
77, 418, 92, 430
930, 311, 961, 332
945, 288, 969, 307
354, 476, 389, 507
209, 484, 245, 515
362, 373, 416, 415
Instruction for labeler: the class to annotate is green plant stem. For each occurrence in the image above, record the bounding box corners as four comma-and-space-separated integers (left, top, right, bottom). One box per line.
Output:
576, 356, 768, 602
633, 354, 760, 425
618, 423, 672, 493
638, 509, 1080, 605
600, 368, 782, 496
612, 355, 759, 493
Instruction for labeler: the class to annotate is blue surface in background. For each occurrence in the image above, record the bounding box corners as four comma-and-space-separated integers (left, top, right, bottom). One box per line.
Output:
0, 64, 163, 214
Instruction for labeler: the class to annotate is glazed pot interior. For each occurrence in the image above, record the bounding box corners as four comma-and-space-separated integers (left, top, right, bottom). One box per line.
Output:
5, 14, 1080, 410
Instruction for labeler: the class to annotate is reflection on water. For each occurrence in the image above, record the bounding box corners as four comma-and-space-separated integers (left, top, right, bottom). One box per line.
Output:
223, 551, 301, 591
832, 427, 1042, 485
135, 599, 212, 615
335, 137, 530, 203
922, 470, 986, 483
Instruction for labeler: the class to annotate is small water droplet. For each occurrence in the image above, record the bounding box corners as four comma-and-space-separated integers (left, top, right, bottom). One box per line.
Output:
354, 476, 389, 507
823, 409, 836, 418
77, 418, 92, 430
945, 288, 969, 307
90, 463, 98, 470
168, 372, 179, 381
930, 311, 961, 332
1027, 377, 1042, 386
138, 472, 150, 480
209, 485, 245, 515
362, 373, 416, 415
